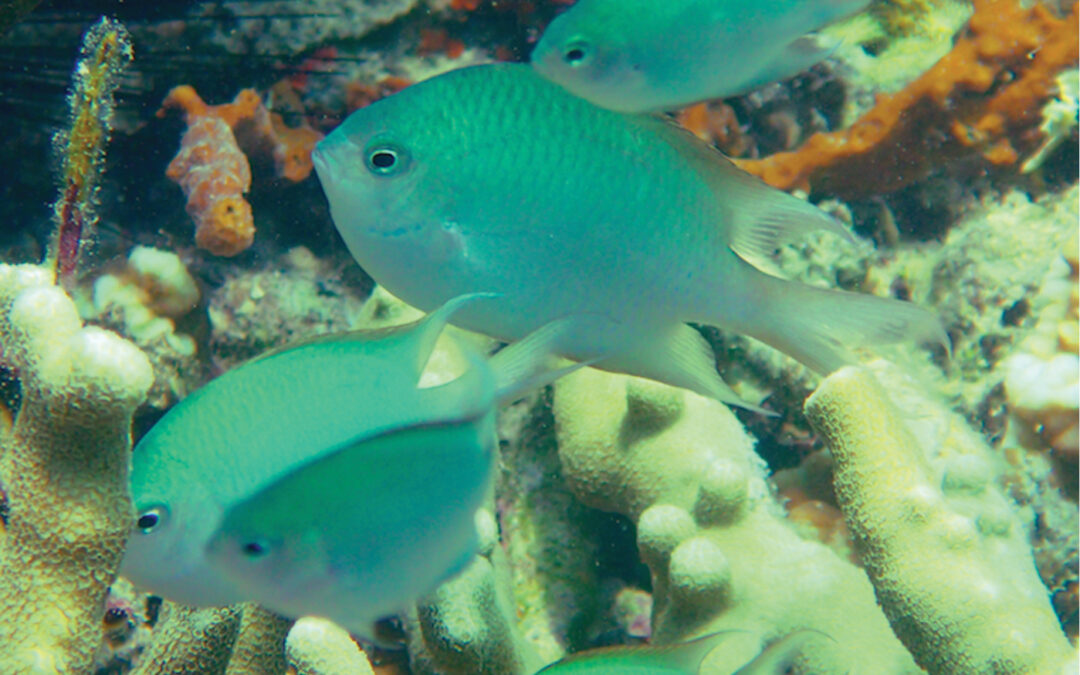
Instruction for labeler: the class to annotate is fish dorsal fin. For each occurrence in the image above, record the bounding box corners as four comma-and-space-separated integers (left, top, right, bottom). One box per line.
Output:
635, 114, 853, 268
400, 293, 499, 381
734, 629, 836, 674
240, 293, 495, 373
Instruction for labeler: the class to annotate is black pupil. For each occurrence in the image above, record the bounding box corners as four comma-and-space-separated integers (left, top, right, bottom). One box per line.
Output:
566, 48, 585, 63
372, 151, 396, 168
243, 541, 267, 557
137, 513, 158, 530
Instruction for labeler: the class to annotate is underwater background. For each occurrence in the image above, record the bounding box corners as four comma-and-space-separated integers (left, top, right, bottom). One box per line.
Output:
0, 0, 1076, 673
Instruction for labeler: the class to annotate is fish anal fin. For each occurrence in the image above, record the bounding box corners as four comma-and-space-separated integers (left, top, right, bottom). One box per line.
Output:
598, 323, 772, 414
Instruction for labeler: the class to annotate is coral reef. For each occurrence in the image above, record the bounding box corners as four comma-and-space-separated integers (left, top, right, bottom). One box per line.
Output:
286, 617, 375, 675
407, 509, 540, 675
0, 1, 1075, 674
735, 0, 1080, 197
207, 246, 370, 369
551, 368, 921, 674
1002, 232, 1079, 463
89, 246, 203, 409
0, 264, 152, 674
805, 362, 1074, 674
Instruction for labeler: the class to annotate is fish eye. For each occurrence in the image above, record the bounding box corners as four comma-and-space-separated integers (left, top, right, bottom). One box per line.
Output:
241, 539, 272, 558
365, 143, 410, 176
135, 505, 168, 534
563, 40, 590, 66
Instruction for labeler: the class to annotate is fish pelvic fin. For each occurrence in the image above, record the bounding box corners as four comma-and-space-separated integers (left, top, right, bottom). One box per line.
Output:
488, 314, 611, 405
730, 257, 949, 375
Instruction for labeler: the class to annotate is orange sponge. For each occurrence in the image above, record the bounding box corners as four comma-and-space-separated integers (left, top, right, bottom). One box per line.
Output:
735, 0, 1079, 198
161, 88, 254, 257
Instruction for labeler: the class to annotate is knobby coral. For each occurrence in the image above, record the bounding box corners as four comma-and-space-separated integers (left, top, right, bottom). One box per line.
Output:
0, 264, 152, 674
736, 0, 1080, 197
805, 362, 1075, 674
552, 368, 920, 674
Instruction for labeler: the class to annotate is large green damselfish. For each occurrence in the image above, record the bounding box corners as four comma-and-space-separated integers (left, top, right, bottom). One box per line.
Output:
121, 295, 568, 637
535, 630, 825, 674
313, 64, 944, 410
531, 0, 869, 112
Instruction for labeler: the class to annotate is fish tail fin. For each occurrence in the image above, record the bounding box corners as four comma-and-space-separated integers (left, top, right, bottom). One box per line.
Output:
731, 260, 948, 374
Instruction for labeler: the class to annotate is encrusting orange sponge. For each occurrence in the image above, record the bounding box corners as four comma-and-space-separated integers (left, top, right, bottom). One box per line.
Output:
160, 85, 324, 256
160, 86, 255, 257
735, 0, 1079, 198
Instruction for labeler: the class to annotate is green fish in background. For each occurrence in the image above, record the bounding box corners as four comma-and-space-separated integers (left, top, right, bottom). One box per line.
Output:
535, 630, 827, 674
531, 0, 870, 113
121, 294, 572, 637
313, 64, 945, 411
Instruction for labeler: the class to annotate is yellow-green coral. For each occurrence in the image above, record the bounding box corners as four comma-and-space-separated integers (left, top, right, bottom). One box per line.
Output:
0, 264, 152, 674
285, 617, 375, 675
552, 368, 919, 674
805, 363, 1075, 674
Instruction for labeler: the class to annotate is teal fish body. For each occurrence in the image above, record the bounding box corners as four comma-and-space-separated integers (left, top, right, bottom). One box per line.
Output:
531, 0, 869, 112
314, 64, 944, 409
120, 297, 501, 625
205, 412, 494, 635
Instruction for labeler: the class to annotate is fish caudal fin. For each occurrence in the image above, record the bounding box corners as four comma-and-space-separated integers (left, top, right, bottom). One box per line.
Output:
733, 259, 948, 375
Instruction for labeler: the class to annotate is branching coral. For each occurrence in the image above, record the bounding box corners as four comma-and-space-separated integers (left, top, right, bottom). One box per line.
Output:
286, 617, 375, 675
552, 368, 920, 674
736, 0, 1080, 197
805, 362, 1075, 674
0, 264, 152, 674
